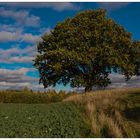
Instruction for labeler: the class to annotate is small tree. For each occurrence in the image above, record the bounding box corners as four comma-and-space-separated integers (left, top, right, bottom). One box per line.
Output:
34, 9, 139, 92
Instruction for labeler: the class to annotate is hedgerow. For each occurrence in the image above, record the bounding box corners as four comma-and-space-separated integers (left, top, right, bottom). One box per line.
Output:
0, 89, 77, 104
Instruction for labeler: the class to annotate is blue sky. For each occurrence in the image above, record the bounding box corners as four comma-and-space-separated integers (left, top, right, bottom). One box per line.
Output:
0, 2, 140, 91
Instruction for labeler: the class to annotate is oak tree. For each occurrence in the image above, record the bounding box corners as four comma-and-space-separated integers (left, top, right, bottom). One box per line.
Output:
34, 9, 139, 92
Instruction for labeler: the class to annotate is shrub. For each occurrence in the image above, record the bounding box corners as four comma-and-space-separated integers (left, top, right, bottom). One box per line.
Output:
0, 90, 75, 104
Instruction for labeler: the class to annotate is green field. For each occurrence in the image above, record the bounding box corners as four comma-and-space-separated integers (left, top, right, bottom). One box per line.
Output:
0, 102, 90, 138
0, 88, 140, 138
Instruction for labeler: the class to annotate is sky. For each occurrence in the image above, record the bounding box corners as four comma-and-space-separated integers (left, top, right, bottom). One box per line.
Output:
0, 2, 140, 91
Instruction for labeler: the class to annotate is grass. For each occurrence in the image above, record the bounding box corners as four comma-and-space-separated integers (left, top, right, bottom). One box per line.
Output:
0, 102, 90, 138
64, 88, 140, 138
0, 88, 139, 138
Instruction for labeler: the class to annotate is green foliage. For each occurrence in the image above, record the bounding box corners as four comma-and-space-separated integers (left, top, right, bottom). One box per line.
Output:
0, 102, 90, 137
34, 9, 139, 92
0, 90, 74, 104
131, 41, 140, 76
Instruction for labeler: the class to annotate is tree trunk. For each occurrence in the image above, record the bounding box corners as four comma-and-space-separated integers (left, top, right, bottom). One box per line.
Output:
85, 85, 92, 92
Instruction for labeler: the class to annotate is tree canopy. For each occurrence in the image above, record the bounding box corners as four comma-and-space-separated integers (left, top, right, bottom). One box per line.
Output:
34, 9, 140, 92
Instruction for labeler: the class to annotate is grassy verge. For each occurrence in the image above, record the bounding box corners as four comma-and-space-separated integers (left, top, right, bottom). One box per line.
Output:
64, 88, 140, 138
0, 102, 90, 138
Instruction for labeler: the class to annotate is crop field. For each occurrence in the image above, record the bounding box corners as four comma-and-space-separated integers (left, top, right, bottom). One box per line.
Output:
0, 88, 139, 138
0, 102, 90, 138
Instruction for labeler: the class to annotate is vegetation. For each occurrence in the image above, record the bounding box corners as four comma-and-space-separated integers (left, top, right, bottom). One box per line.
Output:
0, 88, 139, 138
132, 41, 140, 75
0, 102, 90, 138
34, 9, 140, 92
64, 88, 140, 137
0, 89, 76, 104
0, 7, 139, 138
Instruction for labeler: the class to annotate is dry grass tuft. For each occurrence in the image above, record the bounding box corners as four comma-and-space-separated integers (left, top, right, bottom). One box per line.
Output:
63, 88, 140, 138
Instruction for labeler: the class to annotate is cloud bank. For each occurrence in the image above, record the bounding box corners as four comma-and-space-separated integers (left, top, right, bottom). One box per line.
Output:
0, 45, 37, 63
0, 68, 44, 91
0, 31, 41, 43
0, 68, 139, 91
0, 7, 40, 27
98, 2, 130, 11
1, 2, 79, 11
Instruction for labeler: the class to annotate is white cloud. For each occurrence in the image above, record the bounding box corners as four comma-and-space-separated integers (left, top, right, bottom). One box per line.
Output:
98, 2, 130, 11
0, 68, 31, 75
0, 48, 35, 63
0, 7, 40, 27
2, 2, 79, 11
0, 31, 20, 42
0, 67, 45, 91
108, 73, 140, 88
0, 45, 37, 63
0, 31, 41, 43
0, 46, 36, 56
0, 81, 30, 88
9, 56, 34, 63
0, 47, 20, 56
39, 27, 52, 35
49, 3, 78, 11
22, 33, 42, 43
0, 68, 37, 84
24, 15, 40, 27
0, 56, 34, 64
0, 24, 19, 32
0, 7, 28, 19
